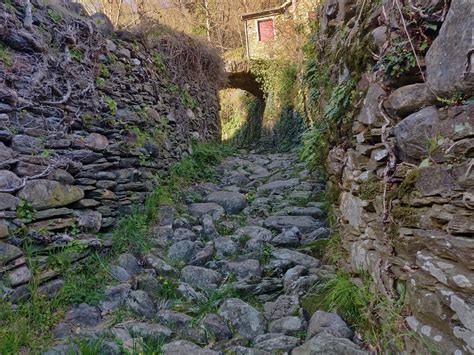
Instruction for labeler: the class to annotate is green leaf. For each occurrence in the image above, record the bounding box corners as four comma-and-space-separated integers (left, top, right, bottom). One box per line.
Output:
419, 158, 431, 168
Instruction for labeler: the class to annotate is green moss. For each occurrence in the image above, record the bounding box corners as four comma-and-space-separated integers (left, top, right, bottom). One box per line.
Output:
68, 48, 82, 61
152, 52, 165, 72
391, 205, 419, 227
181, 88, 198, 110
104, 96, 117, 115
0, 43, 12, 67
98, 63, 110, 78
47, 8, 61, 24
398, 168, 419, 199
359, 178, 383, 201
16, 199, 35, 223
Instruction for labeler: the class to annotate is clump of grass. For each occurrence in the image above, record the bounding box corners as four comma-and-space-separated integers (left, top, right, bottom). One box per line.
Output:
359, 177, 383, 201
391, 205, 419, 227
112, 211, 150, 255
303, 273, 412, 352
0, 247, 64, 353
398, 168, 419, 199
57, 253, 112, 305
186, 286, 240, 321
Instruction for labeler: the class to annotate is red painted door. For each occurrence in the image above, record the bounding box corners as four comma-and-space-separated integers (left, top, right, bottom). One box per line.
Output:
258, 19, 274, 42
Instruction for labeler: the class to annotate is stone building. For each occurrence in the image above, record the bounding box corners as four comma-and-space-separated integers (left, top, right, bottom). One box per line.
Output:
242, 0, 318, 59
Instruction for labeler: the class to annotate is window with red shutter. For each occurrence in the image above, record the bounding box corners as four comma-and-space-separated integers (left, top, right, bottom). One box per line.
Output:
257, 19, 275, 42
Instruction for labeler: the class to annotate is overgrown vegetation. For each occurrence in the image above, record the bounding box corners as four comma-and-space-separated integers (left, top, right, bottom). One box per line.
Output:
112, 141, 234, 254
0, 142, 234, 353
302, 272, 413, 352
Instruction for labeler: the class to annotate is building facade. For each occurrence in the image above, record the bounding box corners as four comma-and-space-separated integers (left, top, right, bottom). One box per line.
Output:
242, 0, 318, 60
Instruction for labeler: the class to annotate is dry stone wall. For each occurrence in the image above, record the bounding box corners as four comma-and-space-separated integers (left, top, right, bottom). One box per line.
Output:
312, 0, 472, 353
0, 2, 220, 291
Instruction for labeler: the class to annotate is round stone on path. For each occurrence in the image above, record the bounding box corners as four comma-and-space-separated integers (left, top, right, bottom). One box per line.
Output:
206, 191, 247, 214
180, 265, 222, 290
188, 202, 224, 220
218, 298, 266, 340
269, 316, 305, 336
307, 310, 353, 340
167, 240, 198, 263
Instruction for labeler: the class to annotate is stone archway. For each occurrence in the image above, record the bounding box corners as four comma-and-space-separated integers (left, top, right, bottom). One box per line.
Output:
224, 59, 265, 100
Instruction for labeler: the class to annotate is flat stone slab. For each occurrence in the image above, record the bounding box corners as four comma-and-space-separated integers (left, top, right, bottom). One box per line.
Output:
272, 248, 321, 269
257, 178, 299, 192
264, 215, 321, 233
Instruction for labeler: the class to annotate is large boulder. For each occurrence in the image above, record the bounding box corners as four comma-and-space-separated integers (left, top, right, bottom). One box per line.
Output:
393, 104, 474, 163
425, 0, 474, 97
255, 334, 300, 352
235, 226, 273, 241
206, 191, 247, 214
219, 298, 266, 339
199, 313, 233, 341
167, 240, 198, 263
18, 179, 84, 210
269, 316, 305, 336
385, 83, 437, 117
125, 322, 172, 341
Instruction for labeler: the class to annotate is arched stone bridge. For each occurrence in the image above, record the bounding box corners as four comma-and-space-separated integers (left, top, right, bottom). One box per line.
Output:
224, 59, 265, 100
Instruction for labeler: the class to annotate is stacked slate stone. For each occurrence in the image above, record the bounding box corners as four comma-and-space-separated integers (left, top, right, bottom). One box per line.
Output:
0, 2, 219, 298
44, 152, 367, 354
319, 0, 473, 353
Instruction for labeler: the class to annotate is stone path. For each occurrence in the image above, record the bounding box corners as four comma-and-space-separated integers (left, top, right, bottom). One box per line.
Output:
45, 152, 367, 354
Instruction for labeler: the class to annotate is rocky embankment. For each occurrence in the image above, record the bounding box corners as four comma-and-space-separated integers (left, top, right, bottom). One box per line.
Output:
43, 152, 366, 354
306, 0, 473, 352
0, 2, 220, 298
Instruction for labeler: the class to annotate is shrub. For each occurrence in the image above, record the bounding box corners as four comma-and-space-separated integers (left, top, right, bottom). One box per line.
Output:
132, 19, 226, 88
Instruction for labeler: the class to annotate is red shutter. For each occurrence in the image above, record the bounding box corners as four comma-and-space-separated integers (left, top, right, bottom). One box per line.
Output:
258, 19, 274, 42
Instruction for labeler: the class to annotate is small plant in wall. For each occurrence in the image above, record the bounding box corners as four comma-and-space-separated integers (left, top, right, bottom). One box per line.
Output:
378, 40, 416, 79
0, 43, 13, 68
104, 96, 117, 116
16, 199, 35, 223
68, 48, 83, 61
47, 8, 62, 24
